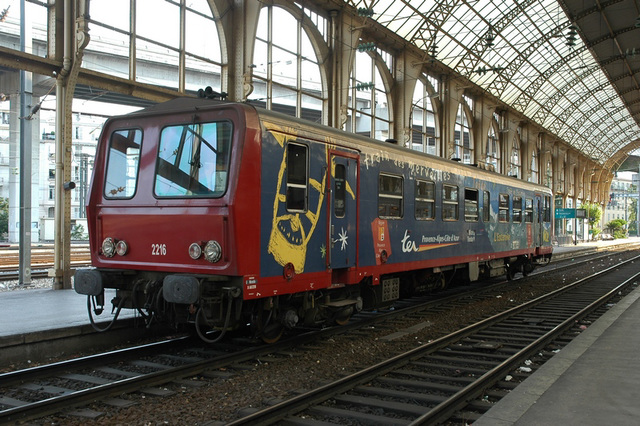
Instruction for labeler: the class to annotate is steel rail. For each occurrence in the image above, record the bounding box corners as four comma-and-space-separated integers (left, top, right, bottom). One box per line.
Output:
0, 315, 393, 423
0, 336, 191, 388
226, 254, 640, 425
0, 263, 91, 281
412, 265, 640, 424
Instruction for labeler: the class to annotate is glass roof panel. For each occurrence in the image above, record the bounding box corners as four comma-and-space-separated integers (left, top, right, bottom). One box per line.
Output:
346, 0, 640, 164
500, 84, 523, 105
375, 1, 416, 36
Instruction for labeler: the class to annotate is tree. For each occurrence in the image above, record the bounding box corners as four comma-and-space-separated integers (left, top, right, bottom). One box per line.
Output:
0, 197, 8, 241
71, 224, 88, 240
605, 218, 627, 239
582, 202, 602, 241
628, 185, 637, 236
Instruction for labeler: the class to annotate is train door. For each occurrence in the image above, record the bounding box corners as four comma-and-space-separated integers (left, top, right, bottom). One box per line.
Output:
328, 153, 358, 270
535, 195, 542, 247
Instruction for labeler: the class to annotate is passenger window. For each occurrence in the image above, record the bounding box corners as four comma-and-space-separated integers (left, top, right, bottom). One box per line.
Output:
334, 164, 346, 218
513, 196, 523, 223
483, 191, 490, 222
286, 143, 308, 212
442, 184, 459, 221
415, 180, 435, 220
464, 188, 479, 222
544, 196, 551, 222
104, 129, 143, 199
379, 174, 403, 218
499, 193, 510, 222
525, 198, 534, 222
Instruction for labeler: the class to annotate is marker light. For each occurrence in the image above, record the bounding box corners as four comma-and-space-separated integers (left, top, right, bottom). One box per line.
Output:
116, 240, 129, 256
189, 242, 203, 260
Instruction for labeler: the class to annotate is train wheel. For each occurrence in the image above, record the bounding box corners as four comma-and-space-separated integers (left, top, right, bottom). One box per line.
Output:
261, 323, 283, 344
334, 306, 353, 326
506, 265, 517, 281
335, 315, 351, 326
523, 262, 535, 276
438, 273, 447, 289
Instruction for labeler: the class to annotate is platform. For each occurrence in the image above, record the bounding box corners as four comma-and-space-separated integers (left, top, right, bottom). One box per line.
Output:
0, 288, 133, 338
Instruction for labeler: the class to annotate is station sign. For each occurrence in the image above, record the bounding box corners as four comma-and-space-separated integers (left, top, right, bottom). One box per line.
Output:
554, 208, 586, 219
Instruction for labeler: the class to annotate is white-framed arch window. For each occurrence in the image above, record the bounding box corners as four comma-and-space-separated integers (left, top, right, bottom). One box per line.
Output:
346, 46, 392, 141
529, 148, 538, 184
486, 117, 500, 173
411, 75, 439, 155
253, 5, 326, 121
545, 158, 552, 188
454, 99, 473, 164
569, 165, 576, 197
557, 153, 566, 193
509, 127, 521, 179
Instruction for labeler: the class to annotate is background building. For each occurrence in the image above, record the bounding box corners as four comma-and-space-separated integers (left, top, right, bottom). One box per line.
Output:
605, 173, 638, 235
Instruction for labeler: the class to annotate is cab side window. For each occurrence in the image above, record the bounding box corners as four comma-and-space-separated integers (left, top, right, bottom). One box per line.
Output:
104, 129, 142, 199
286, 143, 308, 212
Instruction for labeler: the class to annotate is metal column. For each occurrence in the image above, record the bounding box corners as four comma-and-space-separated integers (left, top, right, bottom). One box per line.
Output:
18, 0, 32, 286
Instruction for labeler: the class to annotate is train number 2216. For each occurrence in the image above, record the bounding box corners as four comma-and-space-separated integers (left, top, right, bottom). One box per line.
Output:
152, 243, 167, 256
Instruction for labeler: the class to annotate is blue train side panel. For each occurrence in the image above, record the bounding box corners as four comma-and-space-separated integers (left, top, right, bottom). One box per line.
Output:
259, 128, 330, 279
258, 117, 552, 286
357, 155, 499, 269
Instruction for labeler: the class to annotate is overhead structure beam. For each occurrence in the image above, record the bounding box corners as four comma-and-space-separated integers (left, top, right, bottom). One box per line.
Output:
454, 0, 539, 79
0, 46, 182, 104
406, 0, 458, 57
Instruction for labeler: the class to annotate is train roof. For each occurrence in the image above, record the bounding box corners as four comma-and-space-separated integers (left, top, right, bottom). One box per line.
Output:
122, 96, 239, 116
113, 97, 553, 195
254, 105, 553, 195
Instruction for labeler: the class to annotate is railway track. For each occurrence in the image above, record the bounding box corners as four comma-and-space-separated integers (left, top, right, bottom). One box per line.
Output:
0, 248, 636, 423
0, 264, 91, 282
0, 245, 91, 278
0, 244, 91, 282
227, 255, 640, 425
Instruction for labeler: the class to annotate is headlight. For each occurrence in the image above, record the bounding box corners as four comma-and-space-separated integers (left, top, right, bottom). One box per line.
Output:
203, 240, 222, 263
101, 237, 116, 257
189, 242, 202, 259
116, 240, 129, 256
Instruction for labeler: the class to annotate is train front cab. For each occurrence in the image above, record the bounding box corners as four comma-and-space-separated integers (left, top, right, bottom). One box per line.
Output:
75, 100, 262, 340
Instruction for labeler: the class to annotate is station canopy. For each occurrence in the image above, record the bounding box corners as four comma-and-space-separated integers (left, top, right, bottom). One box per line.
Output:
348, 0, 640, 167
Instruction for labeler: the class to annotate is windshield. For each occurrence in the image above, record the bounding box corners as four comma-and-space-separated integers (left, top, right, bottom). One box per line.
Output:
154, 121, 233, 197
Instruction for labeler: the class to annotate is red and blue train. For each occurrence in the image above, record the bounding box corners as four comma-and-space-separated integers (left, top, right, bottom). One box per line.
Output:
75, 96, 553, 342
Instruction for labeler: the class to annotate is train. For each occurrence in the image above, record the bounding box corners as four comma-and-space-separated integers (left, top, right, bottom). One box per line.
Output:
74, 95, 553, 342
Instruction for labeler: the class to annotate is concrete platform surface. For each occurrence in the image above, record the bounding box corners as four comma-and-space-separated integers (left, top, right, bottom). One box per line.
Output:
0, 288, 133, 338
474, 273, 640, 425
